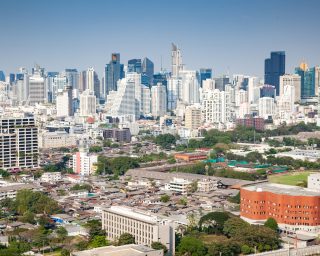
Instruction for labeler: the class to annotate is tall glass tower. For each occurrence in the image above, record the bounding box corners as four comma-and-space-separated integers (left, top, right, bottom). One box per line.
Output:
104, 53, 124, 98
264, 51, 285, 96
142, 57, 154, 86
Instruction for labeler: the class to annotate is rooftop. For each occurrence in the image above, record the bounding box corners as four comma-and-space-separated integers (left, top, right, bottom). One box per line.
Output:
242, 182, 320, 196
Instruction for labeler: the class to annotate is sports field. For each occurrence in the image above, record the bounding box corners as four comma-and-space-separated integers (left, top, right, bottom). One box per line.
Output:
268, 172, 312, 186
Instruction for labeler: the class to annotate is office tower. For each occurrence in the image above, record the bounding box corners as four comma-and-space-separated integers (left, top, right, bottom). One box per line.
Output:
180, 70, 200, 105
28, 65, 46, 104
0, 116, 39, 170
278, 84, 295, 121
260, 84, 276, 98
104, 53, 124, 97
247, 77, 260, 103
258, 97, 275, 119
171, 43, 183, 78
279, 74, 301, 102
86, 67, 95, 93
102, 206, 175, 256
105, 76, 136, 118
151, 83, 167, 117
79, 71, 87, 93
296, 64, 320, 100
32, 65, 45, 76
264, 51, 285, 96
9, 74, 15, 84
185, 105, 202, 130
142, 57, 154, 86
79, 89, 96, 117
199, 68, 212, 87
214, 76, 230, 91
46, 72, 58, 103
153, 72, 168, 86
14, 70, 29, 103
167, 78, 182, 111
202, 87, 234, 124
0, 71, 5, 82
127, 59, 142, 73
64, 69, 79, 89
56, 86, 73, 117
141, 85, 151, 116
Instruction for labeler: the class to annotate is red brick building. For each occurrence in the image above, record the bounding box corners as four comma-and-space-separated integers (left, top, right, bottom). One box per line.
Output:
240, 183, 320, 234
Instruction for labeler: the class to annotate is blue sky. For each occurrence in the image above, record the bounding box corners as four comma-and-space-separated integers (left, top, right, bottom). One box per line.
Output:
1, 0, 320, 78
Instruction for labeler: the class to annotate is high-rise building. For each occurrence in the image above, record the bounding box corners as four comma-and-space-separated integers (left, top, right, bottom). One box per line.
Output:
52, 74, 67, 102
214, 76, 230, 91
0, 71, 5, 82
56, 86, 73, 117
279, 74, 301, 102
278, 84, 295, 121
79, 71, 87, 93
295, 63, 320, 99
64, 69, 79, 89
258, 97, 275, 119
180, 70, 200, 105
202, 79, 215, 92
153, 72, 168, 87
247, 77, 260, 104
167, 78, 182, 111
260, 84, 275, 98
28, 65, 46, 104
185, 105, 202, 130
86, 67, 100, 98
72, 146, 97, 176
127, 59, 142, 73
199, 68, 212, 87
0, 116, 39, 170
151, 83, 167, 117
141, 85, 151, 116
264, 51, 285, 96
142, 57, 154, 86
79, 89, 96, 117
105, 76, 136, 118
104, 53, 124, 97
171, 43, 183, 78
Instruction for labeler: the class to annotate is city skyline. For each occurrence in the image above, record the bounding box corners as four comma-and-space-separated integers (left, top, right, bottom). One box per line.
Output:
1, 0, 320, 77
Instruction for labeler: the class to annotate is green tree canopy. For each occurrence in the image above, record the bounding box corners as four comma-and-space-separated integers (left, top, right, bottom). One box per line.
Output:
117, 233, 135, 246
151, 242, 168, 253
176, 236, 207, 256
264, 217, 278, 231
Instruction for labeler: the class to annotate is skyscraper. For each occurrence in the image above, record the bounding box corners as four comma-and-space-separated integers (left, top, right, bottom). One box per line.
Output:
64, 69, 79, 89
28, 65, 46, 104
0, 71, 5, 82
199, 68, 212, 87
80, 89, 96, 117
56, 86, 73, 117
171, 43, 183, 78
104, 53, 124, 98
295, 63, 320, 99
79, 70, 87, 93
142, 57, 154, 86
151, 83, 167, 117
128, 59, 142, 73
279, 74, 301, 102
264, 51, 285, 96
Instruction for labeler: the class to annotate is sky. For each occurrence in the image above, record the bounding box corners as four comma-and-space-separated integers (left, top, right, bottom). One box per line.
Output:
1, 0, 320, 78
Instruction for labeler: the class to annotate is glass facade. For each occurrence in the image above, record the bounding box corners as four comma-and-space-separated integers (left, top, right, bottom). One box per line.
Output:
104, 53, 124, 97
199, 68, 212, 87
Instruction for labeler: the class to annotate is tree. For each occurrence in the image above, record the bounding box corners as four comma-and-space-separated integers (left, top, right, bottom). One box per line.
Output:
89, 146, 103, 153
85, 220, 106, 240
19, 211, 36, 224
70, 183, 92, 191
151, 242, 168, 253
154, 134, 176, 149
227, 192, 240, 204
223, 217, 249, 237
241, 244, 252, 255
264, 217, 278, 231
199, 212, 230, 234
160, 194, 170, 203
208, 241, 241, 256
88, 235, 108, 248
0, 169, 10, 178
188, 181, 198, 193
117, 233, 135, 245
60, 248, 70, 256
176, 236, 207, 256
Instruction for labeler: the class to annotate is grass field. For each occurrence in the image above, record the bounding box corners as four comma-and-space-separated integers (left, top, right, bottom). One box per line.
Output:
268, 172, 312, 186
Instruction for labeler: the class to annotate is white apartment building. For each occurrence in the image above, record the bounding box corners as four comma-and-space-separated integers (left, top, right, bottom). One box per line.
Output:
28, 71, 46, 104
41, 172, 62, 183
165, 177, 191, 195
56, 86, 73, 117
185, 105, 202, 130
39, 130, 77, 149
80, 89, 96, 117
0, 117, 39, 170
151, 83, 167, 117
279, 74, 301, 102
102, 206, 175, 255
197, 179, 218, 192
258, 97, 276, 119
72, 149, 97, 176
141, 85, 151, 116
106, 76, 136, 118
202, 88, 235, 125
277, 84, 295, 121
180, 70, 200, 105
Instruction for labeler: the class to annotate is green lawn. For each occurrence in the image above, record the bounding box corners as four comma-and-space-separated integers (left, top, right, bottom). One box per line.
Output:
268, 172, 312, 186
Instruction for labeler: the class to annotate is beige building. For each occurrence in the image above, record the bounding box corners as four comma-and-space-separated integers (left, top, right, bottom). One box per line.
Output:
185, 105, 201, 130
279, 74, 301, 102
39, 130, 77, 149
71, 244, 163, 256
102, 206, 175, 256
